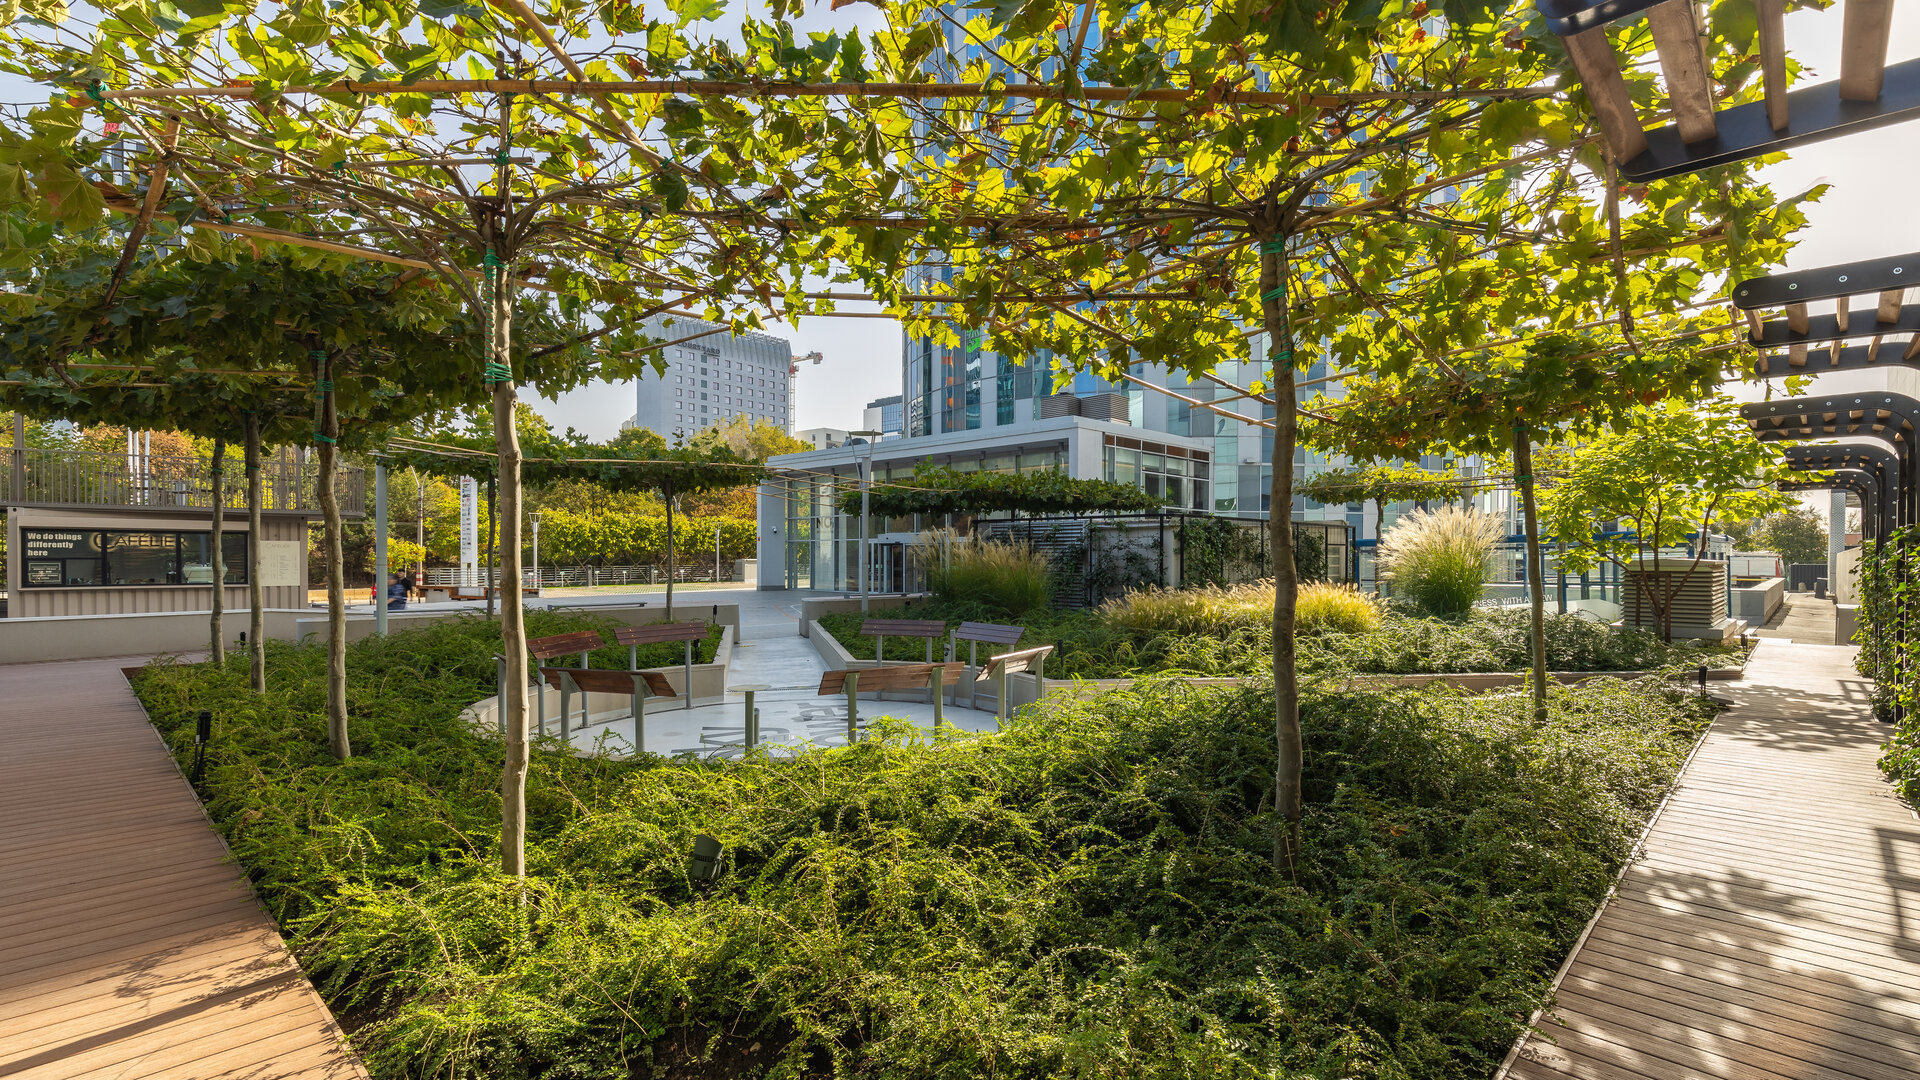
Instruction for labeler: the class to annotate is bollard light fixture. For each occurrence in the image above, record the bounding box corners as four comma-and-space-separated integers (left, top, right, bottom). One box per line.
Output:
689, 834, 724, 882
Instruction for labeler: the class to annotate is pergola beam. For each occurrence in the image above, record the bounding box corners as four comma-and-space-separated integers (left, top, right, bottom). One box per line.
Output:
95, 78, 1557, 108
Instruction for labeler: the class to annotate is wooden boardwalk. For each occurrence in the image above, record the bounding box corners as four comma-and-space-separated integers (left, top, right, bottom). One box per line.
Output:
0, 657, 366, 1080
1504, 640, 1920, 1080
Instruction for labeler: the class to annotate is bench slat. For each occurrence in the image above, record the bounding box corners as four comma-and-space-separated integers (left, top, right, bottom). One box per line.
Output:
982, 644, 1054, 678
527, 631, 606, 659
613, 621, 709, 645
541, 667, 677, 697
818, 663, 965, 696
954, 621, 1025, 645
860, 619, 946, 637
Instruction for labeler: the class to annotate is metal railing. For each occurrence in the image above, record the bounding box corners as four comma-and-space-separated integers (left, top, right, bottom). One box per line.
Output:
420, 564, 739, 588
0, 446, 363, 516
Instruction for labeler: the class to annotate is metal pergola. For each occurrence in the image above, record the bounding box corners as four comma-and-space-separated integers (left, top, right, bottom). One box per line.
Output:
1720, 247, 1920, 532
1780, 472, 1881, 540
1781, 442, 1900, 532
1733, 252, 1920, 378
1742, 392, 1920, 522
1541, 0, 1908, 180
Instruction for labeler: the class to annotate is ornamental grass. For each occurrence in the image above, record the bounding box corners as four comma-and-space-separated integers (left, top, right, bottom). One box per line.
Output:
1377, 505, 1505, 618
923, 538, 1054, 616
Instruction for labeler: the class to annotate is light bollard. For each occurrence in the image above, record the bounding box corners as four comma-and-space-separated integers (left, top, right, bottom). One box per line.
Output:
844, 670, 860, 744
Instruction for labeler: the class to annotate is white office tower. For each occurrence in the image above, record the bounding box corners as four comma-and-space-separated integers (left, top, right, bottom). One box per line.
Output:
628, 315, 794, 438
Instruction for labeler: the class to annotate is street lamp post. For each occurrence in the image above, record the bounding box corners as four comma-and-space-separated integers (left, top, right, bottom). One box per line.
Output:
530, 511, 542, 591
850, 430, 883, 614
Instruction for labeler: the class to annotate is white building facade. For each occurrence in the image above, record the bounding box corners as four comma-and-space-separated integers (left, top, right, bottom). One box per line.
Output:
627, 316, 794, 439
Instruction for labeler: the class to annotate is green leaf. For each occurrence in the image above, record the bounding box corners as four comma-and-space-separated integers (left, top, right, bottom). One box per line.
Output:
37, 160, 104, 224
667, 0, 724, 26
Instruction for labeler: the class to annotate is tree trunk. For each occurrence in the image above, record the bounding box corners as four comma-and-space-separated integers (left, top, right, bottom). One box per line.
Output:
665, 478, 677, 615
246, 416, 265, 693
1259, 232, 1302, 876
1512, 424, 1548, 723
1373, 500, 1385, 595
488, 233, 531, 880
209, 435, 226, 667
316, 354, 349, 759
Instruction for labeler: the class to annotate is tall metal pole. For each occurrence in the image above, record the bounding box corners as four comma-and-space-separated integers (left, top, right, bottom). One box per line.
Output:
1831, 489, 1848, 587
9, 411, 23, 500
374, 461, 389, 637
860, 438, 874, 613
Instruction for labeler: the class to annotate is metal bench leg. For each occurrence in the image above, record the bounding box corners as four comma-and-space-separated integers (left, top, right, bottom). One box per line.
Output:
930, 667, 944, 733
845, 670, 860, 744
536, 672, 545, 736
997, 669, 1008, 730
631, 676, 646, 756
559, 673, 573, 743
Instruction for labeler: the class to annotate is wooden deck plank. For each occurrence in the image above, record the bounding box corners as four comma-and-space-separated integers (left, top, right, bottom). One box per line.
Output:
0, 657, 366, 1080
1500, 641, 1920, 1080
1556, 965, 1920, 1068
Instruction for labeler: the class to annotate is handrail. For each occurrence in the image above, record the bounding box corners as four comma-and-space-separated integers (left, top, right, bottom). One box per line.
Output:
0, 445, 362, 516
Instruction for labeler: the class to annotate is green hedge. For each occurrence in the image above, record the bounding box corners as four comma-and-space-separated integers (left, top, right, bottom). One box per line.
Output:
132, 616, 1715, 1080
532, 509, 757, 566
823, 600, 1741, 680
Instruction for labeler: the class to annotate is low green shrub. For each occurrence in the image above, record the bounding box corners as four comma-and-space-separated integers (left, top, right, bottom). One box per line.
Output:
133, 620, 1717, 1080
825, 600, 1736, 681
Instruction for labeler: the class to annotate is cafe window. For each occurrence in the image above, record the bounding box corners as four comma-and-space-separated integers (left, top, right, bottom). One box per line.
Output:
20, 528, 248, 588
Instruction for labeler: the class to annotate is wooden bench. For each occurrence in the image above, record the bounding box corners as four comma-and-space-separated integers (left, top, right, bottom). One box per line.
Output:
862, 618, 948, 663
952, 621, 1025, 662
980, 644, 1055, 721
817, 663, 967, 743
539, 666, 677, 753
950, 621, 1026, 705
613, 621, 709, 710
503, 631, 608, 735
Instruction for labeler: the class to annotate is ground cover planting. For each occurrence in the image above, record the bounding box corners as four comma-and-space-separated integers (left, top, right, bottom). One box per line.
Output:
134, 617, 1717, 1080
823, 589, 1742, 681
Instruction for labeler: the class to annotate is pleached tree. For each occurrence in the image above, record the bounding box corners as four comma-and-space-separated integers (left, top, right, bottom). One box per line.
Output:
821, 0, 1809, 870
0, 253, 498, 746
0, 0, 894, 877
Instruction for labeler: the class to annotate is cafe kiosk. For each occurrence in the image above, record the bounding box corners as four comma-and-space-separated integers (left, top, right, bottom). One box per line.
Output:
5, 506, 310, 618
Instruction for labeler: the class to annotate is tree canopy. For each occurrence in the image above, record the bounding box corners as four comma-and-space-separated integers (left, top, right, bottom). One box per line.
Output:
1296, 464, 1466, 510
1541, 400, 1792, 639
840, 463, 1164, 519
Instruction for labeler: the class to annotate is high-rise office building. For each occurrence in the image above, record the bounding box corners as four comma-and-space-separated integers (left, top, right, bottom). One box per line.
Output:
627, 315, 793, 438
862, 395, 903, 435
